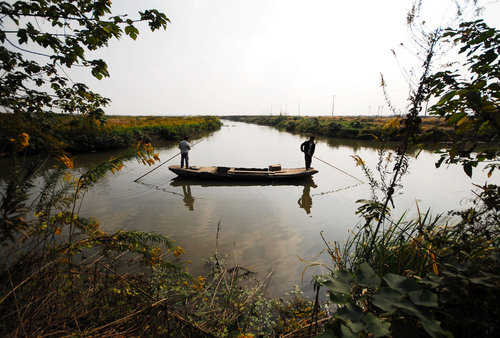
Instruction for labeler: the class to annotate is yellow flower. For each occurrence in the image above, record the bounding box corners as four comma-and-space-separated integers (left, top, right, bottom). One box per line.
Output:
383, 117, 401, 129
153, 153, 160, 162
58, 154, 74, 169
63, 172, 72, 182
351, 155, 365, 166
11, 133, 30, 150
17, 132, 30, 149
173, 245, 185, 257
144, 142, 154, 153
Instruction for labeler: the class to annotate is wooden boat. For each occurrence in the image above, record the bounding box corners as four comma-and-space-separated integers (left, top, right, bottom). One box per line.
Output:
168, 164, 318, 181
169, 176, 317, 187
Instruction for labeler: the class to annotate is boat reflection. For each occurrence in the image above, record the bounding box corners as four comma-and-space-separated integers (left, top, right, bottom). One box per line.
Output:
170, 177, 317, 214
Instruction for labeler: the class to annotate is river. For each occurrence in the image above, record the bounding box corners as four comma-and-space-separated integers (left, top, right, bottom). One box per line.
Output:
71, 120, 498, 296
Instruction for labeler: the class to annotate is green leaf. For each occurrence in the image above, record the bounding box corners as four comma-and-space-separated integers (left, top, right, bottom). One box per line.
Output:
408, 289, 438, 307
325, 270, 353, 294
363, 312, 391, 337
329, 291, 351, 304
435, 156, 445, 168
463, 162, 473, 178
355, 262, 381, 287
447, 112, 467, 125
340, 324, 357, 338
347, 320, 365, 333
336, 303, 364, 323
124, 25, 139, 40
372, 287, 401, 312
419, 315, 446, 338
383, 273, 419, 293
469, 276, 496, 287
437, 91, 457, 105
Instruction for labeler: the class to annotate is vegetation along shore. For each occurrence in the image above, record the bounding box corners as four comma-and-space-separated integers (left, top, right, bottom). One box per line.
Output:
224, 115, 455, 143
0, 114, 222, 154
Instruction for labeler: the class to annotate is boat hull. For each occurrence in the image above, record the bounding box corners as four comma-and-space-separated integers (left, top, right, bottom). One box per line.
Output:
168, 165, 318, 181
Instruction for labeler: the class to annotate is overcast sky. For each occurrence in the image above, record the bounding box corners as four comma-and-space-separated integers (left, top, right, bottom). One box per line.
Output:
75, 0, 499, 116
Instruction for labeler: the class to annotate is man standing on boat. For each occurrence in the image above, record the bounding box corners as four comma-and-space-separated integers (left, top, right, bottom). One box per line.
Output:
300, 135, 316, 170
179, 136, 191, 168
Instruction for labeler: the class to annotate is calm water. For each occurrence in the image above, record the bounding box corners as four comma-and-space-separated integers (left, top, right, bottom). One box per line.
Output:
71, 120, 498, 296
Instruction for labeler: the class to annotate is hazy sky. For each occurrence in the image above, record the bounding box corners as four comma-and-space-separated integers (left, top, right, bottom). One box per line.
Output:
75, 0, 499, 116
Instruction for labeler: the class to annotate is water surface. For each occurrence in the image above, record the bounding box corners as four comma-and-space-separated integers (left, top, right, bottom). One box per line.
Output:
73, 120, 498, 295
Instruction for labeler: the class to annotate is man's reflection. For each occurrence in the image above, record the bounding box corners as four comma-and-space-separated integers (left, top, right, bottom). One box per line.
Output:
173, 178, 317, 214
181, 184, 195, 210
298, 180, 317, 215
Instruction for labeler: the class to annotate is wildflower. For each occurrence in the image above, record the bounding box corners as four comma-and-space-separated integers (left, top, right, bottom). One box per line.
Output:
63, 172, 72, 182
144, 142, 154, 153
11, 132, 30, 150
352, 155, 365, 166
58, 154, 74, 169
173, 245, 185, 257
153, 153, 160, 161
17, 132, 30, 149
195, 275, 205, 288
383, 117, 401, 129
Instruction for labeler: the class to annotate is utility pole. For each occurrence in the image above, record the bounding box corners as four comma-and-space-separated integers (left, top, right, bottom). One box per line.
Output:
331, 94, 335, 117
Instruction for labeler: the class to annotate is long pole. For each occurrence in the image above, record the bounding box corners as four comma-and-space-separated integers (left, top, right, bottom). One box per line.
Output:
133, 138, 204, 182
313, 155, 364, 184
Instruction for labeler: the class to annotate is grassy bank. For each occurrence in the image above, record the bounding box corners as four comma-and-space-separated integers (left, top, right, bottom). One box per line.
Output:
224, 115, 453, 142
0, 114, 222, 154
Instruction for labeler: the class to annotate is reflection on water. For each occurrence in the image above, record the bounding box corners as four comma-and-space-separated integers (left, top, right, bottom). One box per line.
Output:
181, 185, 195, 210
170, 177, 318, 214
298, 181, 317, 214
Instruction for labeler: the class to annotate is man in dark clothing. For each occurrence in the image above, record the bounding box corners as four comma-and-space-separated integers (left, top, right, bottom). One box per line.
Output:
300, 135, 316, 170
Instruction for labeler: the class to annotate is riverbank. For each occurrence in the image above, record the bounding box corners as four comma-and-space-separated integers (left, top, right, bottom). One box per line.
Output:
223, 115, 453, 142
0, 114, 222, 154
